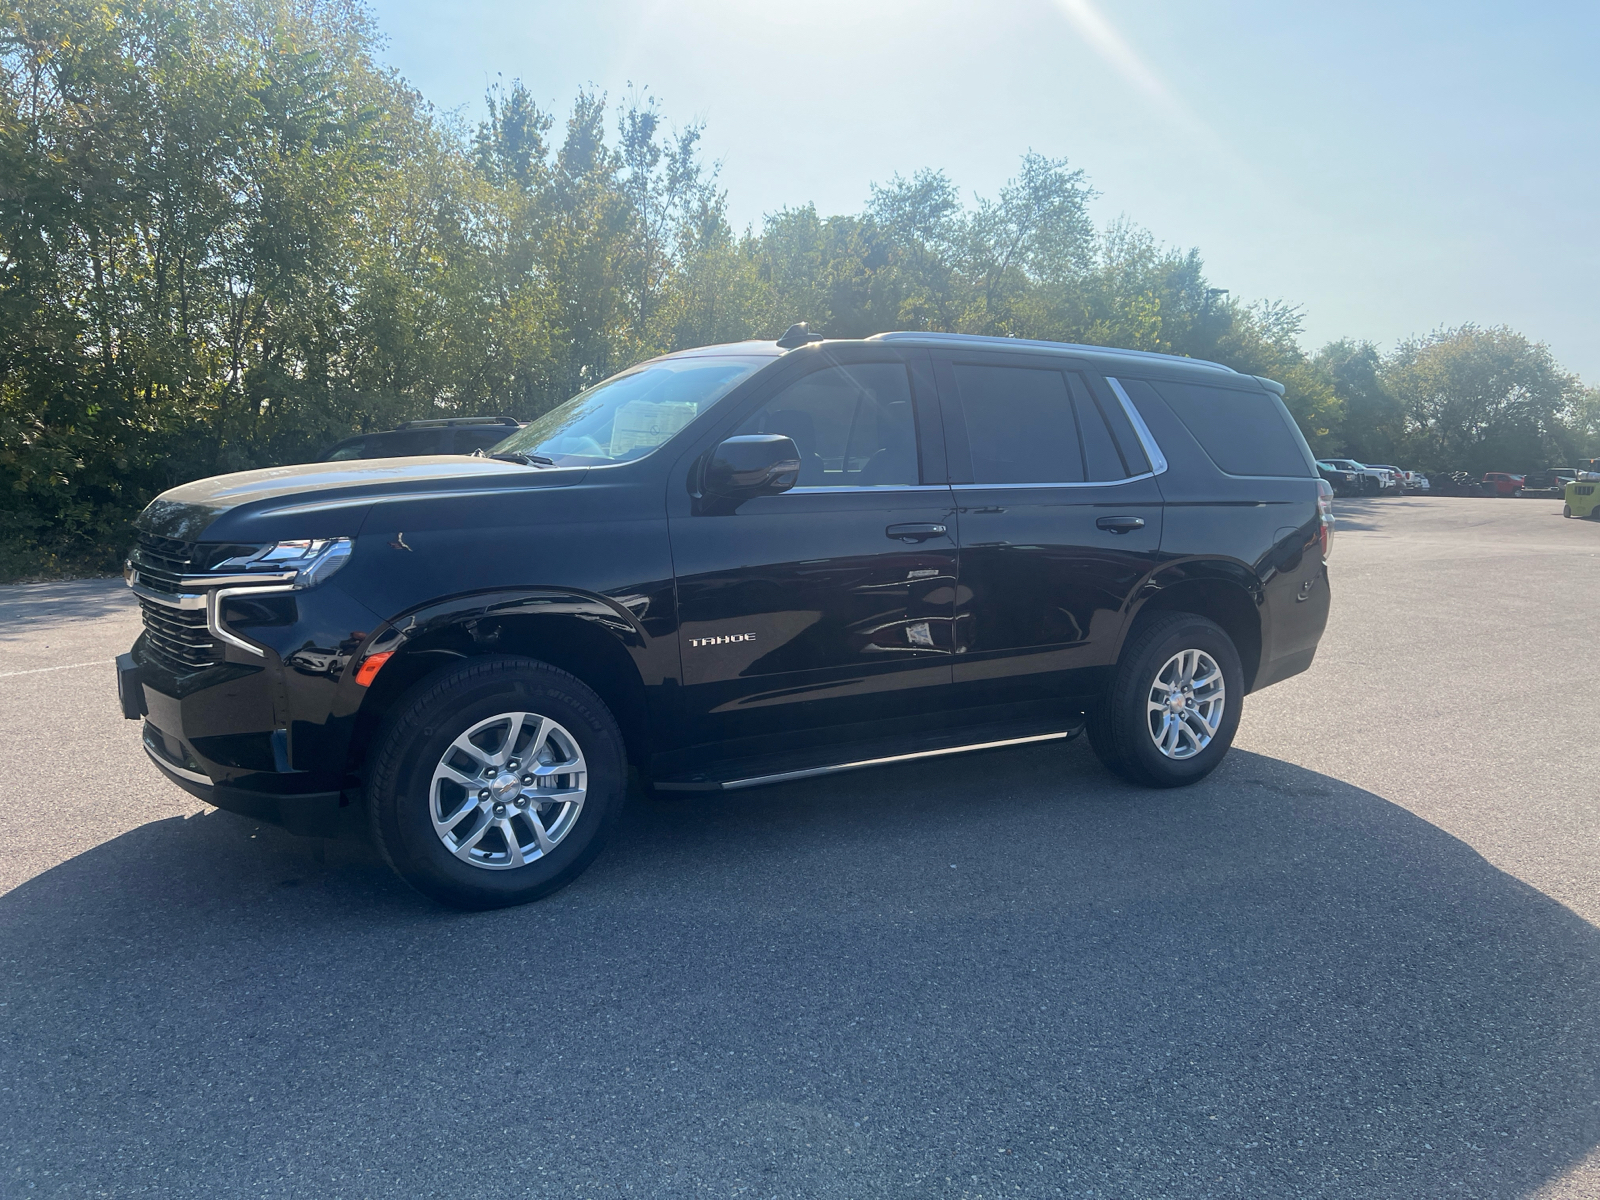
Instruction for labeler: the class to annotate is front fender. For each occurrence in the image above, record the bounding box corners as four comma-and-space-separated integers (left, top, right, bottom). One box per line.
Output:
332, 585, 677, 770
353, 586, 654, 678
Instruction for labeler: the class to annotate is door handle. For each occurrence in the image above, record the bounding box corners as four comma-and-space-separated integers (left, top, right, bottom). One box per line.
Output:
1095, 515, 1146, 534
886, 522, 948, 542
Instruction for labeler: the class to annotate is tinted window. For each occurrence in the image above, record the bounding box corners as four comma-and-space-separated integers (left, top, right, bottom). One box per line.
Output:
366, 429, 448, 458
324, 439, 367, 461
1085, 377, 1151, 475
953, 364, 1084, 484
1073, 380, 1131, 481
455, 427, 518, 454
1149, 381, 1312, 478
736, 362, 918, 487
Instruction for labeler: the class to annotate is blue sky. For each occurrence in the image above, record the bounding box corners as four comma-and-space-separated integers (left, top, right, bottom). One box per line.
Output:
366, 0, 1599, 380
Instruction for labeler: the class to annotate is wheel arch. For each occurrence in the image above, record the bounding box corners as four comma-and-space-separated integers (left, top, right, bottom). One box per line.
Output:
1125, 562, 1264, 692
346, 589, 656, 775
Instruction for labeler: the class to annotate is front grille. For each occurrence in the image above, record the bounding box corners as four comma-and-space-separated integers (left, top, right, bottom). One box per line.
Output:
133, 532, 194, 594
138, 596, 220, 670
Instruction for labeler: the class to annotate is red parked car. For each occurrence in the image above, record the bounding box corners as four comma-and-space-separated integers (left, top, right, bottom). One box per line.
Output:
1482, 472, 1526, 497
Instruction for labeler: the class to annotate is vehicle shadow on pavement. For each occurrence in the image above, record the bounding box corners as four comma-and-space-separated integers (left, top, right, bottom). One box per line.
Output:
2, 741, 1597, 1199
1327, 498, 1399, 531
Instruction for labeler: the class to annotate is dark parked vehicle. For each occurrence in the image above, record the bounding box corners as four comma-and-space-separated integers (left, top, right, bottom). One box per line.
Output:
1316, 460, 1363, 496
1428, 471, 1481, 496
318, 416, 523, 462
117, 327, 1334, 908
1523, 467, 1579, 497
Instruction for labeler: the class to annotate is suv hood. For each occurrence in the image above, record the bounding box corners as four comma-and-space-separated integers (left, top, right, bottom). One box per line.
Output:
137, 456, 588, 545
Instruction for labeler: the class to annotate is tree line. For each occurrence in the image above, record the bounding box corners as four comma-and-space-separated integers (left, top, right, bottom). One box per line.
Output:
2, 0, 1596, 578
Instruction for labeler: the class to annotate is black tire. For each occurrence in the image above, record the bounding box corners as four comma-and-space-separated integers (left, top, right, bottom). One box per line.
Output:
1087, 613, 1244, 788
1564, 505, 1572, 518
367, 655, 626, 909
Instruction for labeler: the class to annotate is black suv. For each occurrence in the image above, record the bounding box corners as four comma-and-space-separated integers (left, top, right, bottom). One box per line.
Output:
118, 329, 1334, 909
318, 416, 523, 462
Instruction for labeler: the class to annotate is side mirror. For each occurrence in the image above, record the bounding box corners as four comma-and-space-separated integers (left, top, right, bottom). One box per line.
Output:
703, 435, 801, 500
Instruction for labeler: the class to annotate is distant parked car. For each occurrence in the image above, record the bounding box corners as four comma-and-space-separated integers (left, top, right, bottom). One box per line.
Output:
1323, 458, 1396, 494
1525, 467, 1580, 493
318, 417, 524, 462
1482, 472, 1526, 497
1369, 466, 1428, 492
1316, 460, 1364, 496
1365, 464, 1417, 493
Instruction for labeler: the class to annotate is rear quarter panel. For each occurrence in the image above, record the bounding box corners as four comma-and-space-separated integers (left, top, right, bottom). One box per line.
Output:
1118, 376, 1330, 685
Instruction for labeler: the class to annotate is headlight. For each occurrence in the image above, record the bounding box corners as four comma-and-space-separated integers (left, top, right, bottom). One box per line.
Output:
213, 538, 353, 589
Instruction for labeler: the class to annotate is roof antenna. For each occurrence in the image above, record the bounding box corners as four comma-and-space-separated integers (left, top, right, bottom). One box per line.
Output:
776, 322, 824, 350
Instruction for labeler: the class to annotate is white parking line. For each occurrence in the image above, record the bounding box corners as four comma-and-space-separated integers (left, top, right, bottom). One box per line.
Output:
0, 660, 111, 679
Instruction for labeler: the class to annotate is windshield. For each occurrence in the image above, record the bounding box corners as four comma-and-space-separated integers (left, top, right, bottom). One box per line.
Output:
491, 355, 770, 467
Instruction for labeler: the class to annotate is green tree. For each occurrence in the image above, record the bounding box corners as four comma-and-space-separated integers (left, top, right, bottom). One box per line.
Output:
3, 0, 1589, 580
1315, 339, 1403, 462
1383, 325, 1584, 474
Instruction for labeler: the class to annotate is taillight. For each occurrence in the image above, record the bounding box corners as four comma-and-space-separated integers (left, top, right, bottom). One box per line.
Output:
1316, 479, 1335, 560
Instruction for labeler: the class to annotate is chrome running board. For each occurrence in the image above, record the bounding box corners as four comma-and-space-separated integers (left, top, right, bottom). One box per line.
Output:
655, 728, 1076, 793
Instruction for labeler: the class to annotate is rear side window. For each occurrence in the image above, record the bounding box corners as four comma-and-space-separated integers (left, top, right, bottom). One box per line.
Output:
953, 364, 1084, 484
369, 430, 448, 458
324, 439, 367, 461
1148, 381, 1312, 478
1074, 380, 1135, 481
455, 427, 518, 454
1083, 377, 1151, 476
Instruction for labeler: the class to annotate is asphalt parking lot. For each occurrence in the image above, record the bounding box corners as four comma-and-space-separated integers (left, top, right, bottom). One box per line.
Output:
2, 495, 1599, 1199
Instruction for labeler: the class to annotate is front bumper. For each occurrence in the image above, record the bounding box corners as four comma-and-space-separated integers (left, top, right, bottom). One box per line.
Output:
119, 624, 363, 837
138, 715, 345, 836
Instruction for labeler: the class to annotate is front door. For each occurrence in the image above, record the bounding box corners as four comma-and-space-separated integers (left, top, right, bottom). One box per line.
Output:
667, 347, 957, 751
931, 351, 1165, 704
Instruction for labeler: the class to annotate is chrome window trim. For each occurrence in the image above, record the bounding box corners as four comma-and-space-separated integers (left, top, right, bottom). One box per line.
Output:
1105, 377, 1169, 476
951, 475, 1157, 491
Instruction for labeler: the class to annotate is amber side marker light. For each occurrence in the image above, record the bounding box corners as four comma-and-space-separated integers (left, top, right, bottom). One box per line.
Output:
355, 651, 393, 687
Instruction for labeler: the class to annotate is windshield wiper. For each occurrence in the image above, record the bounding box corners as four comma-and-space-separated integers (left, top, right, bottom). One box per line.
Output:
481, 450, 555, 467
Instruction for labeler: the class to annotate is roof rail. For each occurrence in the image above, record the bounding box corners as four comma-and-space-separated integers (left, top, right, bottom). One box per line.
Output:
865, 331, 1235, 374
396, 416, 521, 429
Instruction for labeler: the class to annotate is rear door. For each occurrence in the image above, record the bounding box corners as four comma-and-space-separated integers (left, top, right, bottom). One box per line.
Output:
667, 345, 958, 748
932, 350, 1164, 703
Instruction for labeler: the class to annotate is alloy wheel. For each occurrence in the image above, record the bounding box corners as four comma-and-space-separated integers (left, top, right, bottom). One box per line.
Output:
1146, 648, 1226, 760
429, 711, 587, 869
